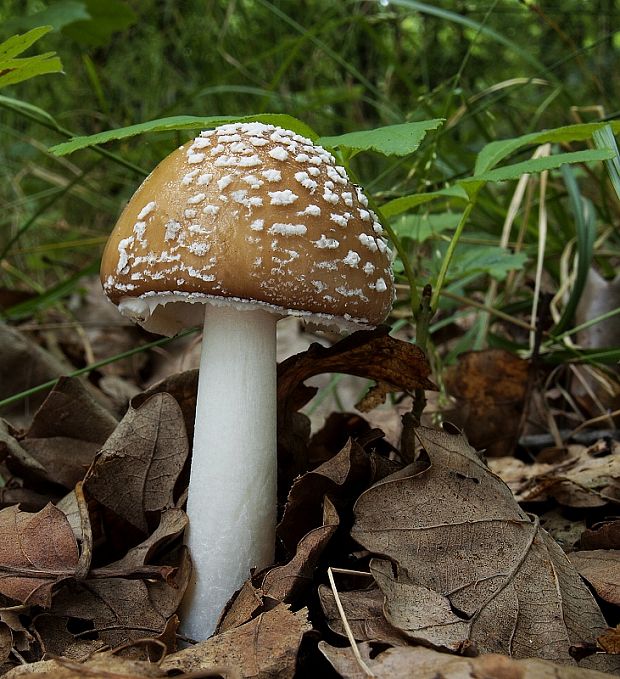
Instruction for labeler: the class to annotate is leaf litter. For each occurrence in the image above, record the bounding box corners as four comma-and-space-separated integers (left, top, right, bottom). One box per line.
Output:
0, 319, 618, 677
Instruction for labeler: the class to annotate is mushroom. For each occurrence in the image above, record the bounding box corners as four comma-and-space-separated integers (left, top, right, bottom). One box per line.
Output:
99, 122, 394, 640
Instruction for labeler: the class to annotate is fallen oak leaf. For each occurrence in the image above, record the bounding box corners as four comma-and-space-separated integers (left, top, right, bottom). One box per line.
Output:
351, 424, 617, 671
84, 393, 188, 533
0, 503, 78, 607
569, 550, 620, 606
319, 642, 620, 679
164, 604, 310, 679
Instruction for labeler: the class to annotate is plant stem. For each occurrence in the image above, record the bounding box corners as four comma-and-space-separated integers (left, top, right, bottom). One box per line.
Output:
430, 198, 476, 312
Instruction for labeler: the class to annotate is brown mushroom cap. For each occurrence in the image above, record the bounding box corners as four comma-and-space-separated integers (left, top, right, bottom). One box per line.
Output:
100, 122, 394, 335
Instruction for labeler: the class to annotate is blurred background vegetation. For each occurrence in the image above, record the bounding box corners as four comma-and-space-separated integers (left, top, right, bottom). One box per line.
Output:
1, 0, 618, 375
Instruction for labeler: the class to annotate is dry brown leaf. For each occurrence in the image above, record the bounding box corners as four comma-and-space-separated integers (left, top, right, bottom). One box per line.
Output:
50, 579, 168, 650
278, 439, 372, 553
598, 626, 620, 654
139, 369, 199, 448
262, 496, 339, 603
319, 642, 620, 679
0, 503, 78, 607
351, 425, 615, 670
3, 652, 169, 678
163, 604, 310, 679
277, 326, 435, 415
489, 441, 620, 507
319, 584, 408, 646
26, 377, 118, 443
217, 581, 265, 634
579, 521, 620, 550
84, 393, 188, 532
569, 550, 620, 606
444, 349, 529, 457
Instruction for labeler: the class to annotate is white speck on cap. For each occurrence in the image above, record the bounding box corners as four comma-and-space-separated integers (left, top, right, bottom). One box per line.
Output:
137, 201, 156, 219
268, 223, 307, 236
197, 173, 214, 186
358, 209, 371, 222
261, 169, 282, 182
250, 219, 264, 231
243, 174, 263, 188
182, 169, 200, 185
133, 221, 146, 243
187, 153, 205, 164
191, 137, 211, 149
188, 193, 207, 205
330, 213, 349, 228
269, 147, 289, 161
375, 278, 387, 292
184, 209, 198, 219
269, 190, 298, 205
297, 205, 321, 217
343, 250, 361, 268
363, 262, 375, 275
189, 242, 210, 256
217, 175, 233, 191
313, 235, 339, 249
358, 233, 378, 252
202, 205, 220, 216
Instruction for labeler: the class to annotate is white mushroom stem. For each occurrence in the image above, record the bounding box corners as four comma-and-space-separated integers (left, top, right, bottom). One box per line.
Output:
182, 305, 278, 640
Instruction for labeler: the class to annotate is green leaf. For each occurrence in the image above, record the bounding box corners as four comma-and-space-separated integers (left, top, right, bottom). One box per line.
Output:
61, 0, 136, 47
0, 27, 62, 90
1, 2, 90, 34
475, 122, 620, 175
433, 245, 528, 283
463, 148, 615, 188
317, 120, 444, 157
49, 113, 319, 156
392, 211, 461, 242
382, 185, 468, 219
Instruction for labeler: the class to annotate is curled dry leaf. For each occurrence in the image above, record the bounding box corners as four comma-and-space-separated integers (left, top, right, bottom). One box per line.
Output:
163, 604, 310, 679
489, 441, 620, 508
598, 626, 620, 654
569, 550, 620, 606
0, 503, 78, 607
84, 393, 188, 532
319, 642, 619, 679
277, 326, 436, 416
351, 425, 616, 670
278, 439, 372, 553
262, 496, 339, 603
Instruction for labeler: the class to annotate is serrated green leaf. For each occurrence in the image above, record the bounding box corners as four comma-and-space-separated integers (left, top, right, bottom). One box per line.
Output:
1, 2, 90, 34
475, 122, 620, 175
50, 113, 319, 156
317, 120, 444, 157
463, 148, 614, 187
61, 0, 136, 47
382, 185, 468, 218
0, 27, 62, 90
0, 26, 52, 59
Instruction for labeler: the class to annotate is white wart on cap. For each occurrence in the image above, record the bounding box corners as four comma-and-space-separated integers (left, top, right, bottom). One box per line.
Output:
100, 122, 394, 334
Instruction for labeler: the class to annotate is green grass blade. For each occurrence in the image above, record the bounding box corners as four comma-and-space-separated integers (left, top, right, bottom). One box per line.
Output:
593, 125, 620, 202
552, 165, 595, 334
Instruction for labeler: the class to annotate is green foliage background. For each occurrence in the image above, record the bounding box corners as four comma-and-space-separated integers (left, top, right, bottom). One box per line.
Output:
1, 0, 619, 364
